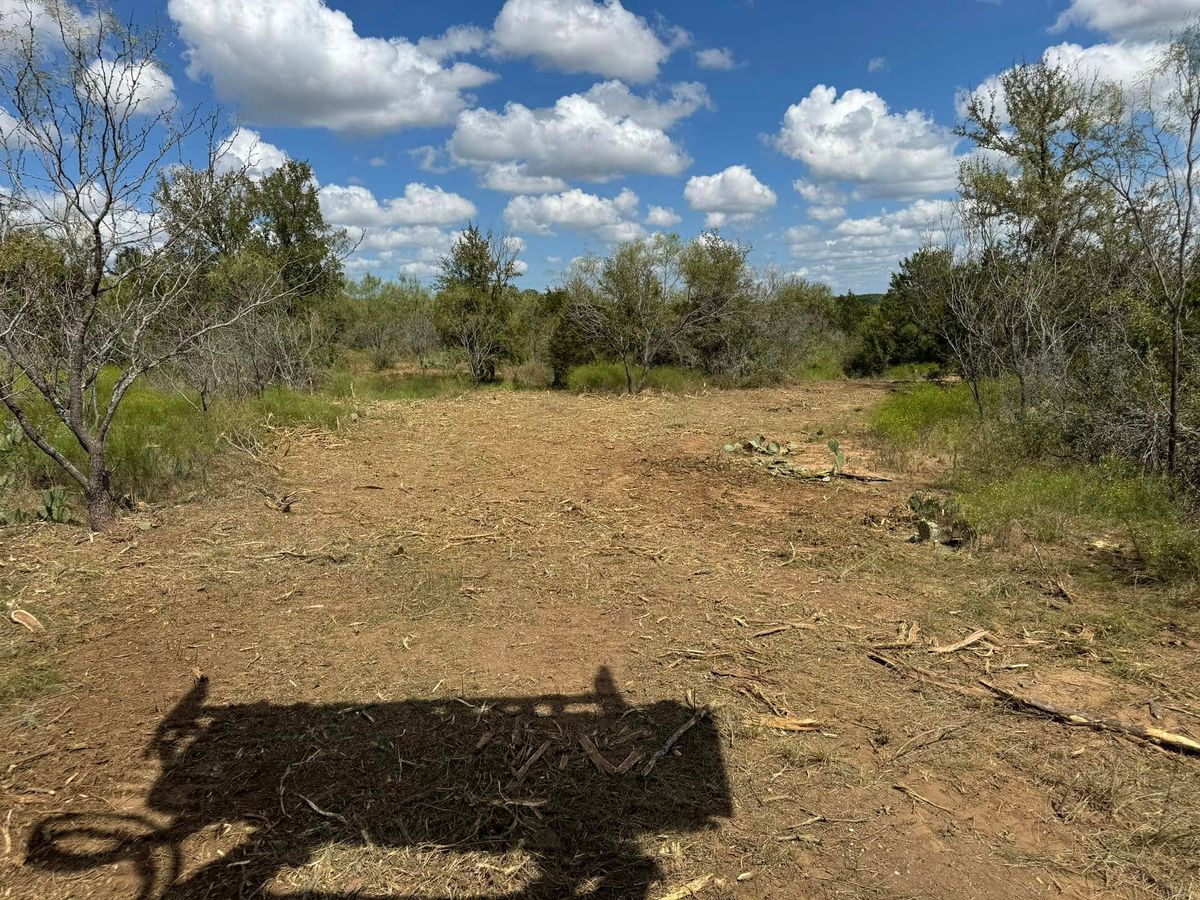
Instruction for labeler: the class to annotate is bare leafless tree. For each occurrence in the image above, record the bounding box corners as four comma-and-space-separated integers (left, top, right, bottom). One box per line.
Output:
0, 5, 296, 528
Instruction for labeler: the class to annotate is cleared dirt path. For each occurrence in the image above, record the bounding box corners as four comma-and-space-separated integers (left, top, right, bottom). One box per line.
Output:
2, 384, 1197, 899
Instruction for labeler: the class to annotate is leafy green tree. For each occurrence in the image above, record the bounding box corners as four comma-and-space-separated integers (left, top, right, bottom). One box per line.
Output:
434, 225, 521, 383
251, 160, 347, 306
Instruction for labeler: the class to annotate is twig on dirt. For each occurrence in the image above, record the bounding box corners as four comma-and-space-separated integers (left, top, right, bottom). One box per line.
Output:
508, 739, 552, 788
642, 708, 708, 776
867, 652, 991, 700
578, 734, 619, 775
747, 714, 822, 732
893, 782, 953, 813
752, 622, 817, 639
734, 683, 789, 717
300, 794, 347, 824
892, 723, 967, 759
437, 531, 501, 552
979, 680, 1200, 756
872, 621, 920, 649
712, 668, 778, 684
776, 832, 822, 845
255, 486, 303, 513
656, 874, 714, 899
930, 629, 991, 654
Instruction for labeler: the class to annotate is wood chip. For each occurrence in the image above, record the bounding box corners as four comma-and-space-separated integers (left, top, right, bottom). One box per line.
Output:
656, 874, 713, 900
10, 609, 43, 632
930, 629, 990, 653
578, 734, 619, 774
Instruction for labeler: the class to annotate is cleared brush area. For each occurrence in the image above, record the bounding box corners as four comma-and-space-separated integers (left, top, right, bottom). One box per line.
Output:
2, 382, 1198, 899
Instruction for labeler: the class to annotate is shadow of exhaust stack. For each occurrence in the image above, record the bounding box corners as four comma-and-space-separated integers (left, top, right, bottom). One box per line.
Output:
28, 666, 732, 899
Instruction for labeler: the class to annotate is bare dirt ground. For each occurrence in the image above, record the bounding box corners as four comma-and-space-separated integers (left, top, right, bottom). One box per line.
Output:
2, 382, 1198, 899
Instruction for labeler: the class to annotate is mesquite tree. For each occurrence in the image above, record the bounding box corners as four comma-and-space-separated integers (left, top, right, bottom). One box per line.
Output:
0, 6, 295, 528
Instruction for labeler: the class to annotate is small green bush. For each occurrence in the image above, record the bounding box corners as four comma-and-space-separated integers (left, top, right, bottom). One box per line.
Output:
566, 362, 629, 393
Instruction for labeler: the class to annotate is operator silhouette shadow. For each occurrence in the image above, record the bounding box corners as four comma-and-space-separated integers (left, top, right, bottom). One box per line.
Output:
27, 668, 731, 899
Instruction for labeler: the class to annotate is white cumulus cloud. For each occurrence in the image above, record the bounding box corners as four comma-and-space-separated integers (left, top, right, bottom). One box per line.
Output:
504, 187, 644, 243
696, 47, 737, 70
683, 165, 776, 228
318, 183, 476, 228
450, 81, 705, 183
216, 128, 289, 180
492, 0, 674, 82
167, 0, 494, 134
645, 205, 682, 226
1051, 0, 1200, 40
774, 85, 960, 199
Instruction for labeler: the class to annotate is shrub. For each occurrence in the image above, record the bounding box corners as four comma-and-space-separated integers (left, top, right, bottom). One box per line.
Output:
566, 363, 709, 394
566, 363, 628, 393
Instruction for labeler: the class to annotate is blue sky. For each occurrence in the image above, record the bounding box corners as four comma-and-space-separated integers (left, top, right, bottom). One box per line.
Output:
116, 0, 1200, 291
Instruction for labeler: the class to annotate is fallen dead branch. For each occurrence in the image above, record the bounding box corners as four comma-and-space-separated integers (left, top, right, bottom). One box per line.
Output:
893, 782, 953, 813
979, 681, 1200, 756
747, 714, 822, 732
867, 652, 990, 700
578, 734, 618, 775
642, 708, 708, 776
929, 629, 991, 654
752, 622, 817, 639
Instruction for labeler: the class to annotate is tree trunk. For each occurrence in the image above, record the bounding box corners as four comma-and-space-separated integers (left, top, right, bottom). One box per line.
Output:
1168, 304, 1182, 475
84, 456, 118, 531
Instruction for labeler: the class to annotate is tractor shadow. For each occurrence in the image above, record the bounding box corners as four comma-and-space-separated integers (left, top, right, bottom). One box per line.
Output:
27, 668, 731, 898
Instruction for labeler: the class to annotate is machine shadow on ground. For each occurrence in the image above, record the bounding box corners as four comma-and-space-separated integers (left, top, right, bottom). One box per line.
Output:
26, 668, 731, 899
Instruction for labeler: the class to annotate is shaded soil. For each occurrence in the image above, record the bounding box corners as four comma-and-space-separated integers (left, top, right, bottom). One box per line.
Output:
2, 383, 1198, 899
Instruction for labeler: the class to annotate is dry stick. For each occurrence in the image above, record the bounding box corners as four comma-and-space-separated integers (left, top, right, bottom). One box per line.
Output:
642, 708, 707, 776
893, 782, 954, 813
866, 652, 991, 700
508, 739, 552, 788
979, 681, 1200, 756
578, 734, 618, 775
929, 629, 990, 654
752, 622, 817, 638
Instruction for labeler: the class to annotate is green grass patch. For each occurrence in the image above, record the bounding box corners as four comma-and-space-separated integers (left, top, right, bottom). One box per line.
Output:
871, 380, 1200, 581
0, 646, 63, 713
957, 463, 1200, 579
869, 381, 993, 447
1, 371, 350, 512
565, 362, 710, 394
325, 369, 477, 401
